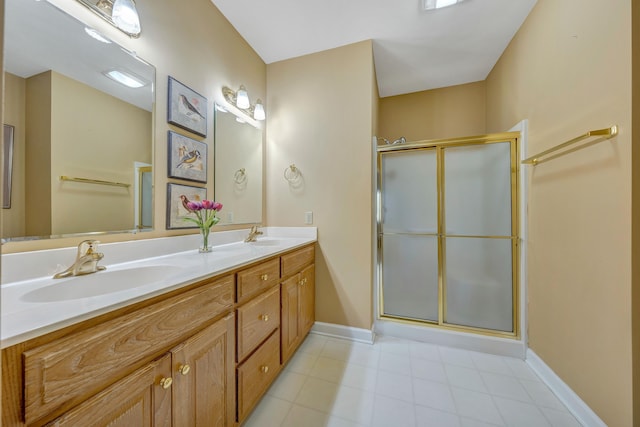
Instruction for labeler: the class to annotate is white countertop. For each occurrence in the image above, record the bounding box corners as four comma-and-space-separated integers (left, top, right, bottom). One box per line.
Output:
1, 227, 317, 349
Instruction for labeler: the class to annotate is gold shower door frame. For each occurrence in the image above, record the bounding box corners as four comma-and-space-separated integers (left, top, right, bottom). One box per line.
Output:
376, 132, 520, 339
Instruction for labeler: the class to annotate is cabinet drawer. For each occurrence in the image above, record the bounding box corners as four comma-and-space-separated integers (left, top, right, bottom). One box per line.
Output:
237, 331, 280, 421
281, 245, 314, 278
237, 258, 280, 302
23, 275, 234, 425
237, 286, 280, 361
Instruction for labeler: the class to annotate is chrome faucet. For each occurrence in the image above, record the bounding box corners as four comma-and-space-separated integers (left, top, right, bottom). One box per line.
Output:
53, 240, 106, 279
244, 225, 263, 242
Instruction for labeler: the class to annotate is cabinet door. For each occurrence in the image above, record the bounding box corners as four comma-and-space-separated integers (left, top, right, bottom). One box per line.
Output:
46, 354, 172, 427
280, 274, 301, 363
299, 264, 315, 336
171, 313, 235, 427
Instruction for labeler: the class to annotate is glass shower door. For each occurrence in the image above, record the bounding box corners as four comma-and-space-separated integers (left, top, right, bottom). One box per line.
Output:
380, 149, 439, 322
443, 141, 514, 332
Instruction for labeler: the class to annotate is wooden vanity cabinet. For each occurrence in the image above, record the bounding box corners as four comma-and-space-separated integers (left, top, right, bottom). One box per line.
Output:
2, 242, 316, 427
280, 247, 315, 364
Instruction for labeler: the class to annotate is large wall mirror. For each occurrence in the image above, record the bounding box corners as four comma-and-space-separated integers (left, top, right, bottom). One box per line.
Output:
2, 0, 155, 242
214, 105, 263, 225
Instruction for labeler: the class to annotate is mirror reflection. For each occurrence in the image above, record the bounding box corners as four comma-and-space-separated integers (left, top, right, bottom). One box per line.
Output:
214, 105, 263, 225
2, 0, 155, 241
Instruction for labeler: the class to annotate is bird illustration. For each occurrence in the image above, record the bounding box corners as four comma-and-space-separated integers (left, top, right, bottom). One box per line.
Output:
177, 149, 201, 168
178, 94, 205, 122
180, 195, 194, 213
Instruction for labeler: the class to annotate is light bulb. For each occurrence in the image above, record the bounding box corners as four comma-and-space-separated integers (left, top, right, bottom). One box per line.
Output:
236, 85, 250, 109
253, 100, 266, 121
112, 0, 141, 35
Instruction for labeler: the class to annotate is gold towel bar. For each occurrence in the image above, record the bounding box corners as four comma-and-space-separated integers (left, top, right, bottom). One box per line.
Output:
59, 175, 131, 188
521, 125, 618, 165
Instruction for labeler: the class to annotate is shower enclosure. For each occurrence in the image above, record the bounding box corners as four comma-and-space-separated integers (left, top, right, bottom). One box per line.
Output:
376, 132, 520, 338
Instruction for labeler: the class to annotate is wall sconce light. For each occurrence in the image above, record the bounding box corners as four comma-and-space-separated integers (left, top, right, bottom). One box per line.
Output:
222, 85, 266, 121
77, 0, 142, 37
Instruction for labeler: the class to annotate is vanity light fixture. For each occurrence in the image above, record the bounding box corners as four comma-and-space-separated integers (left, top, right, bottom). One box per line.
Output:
103, 68, 147, 88
422, 0, 465, 11
76, 0, 142, 37
222, 85, 266, 121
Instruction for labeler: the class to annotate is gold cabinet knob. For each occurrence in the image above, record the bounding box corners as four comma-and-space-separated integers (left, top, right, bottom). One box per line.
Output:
261, 314, 270, 322
159, 377, 173, 389
178, 364, 191, 375
260, 365, 269, 373
260, 274, 269, 281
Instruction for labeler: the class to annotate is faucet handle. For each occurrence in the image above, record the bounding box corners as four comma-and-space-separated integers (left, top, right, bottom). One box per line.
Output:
78, 239, 100, 255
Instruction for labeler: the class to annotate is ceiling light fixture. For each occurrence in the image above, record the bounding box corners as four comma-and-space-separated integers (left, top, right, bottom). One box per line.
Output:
222, 85, 266, 121
422, 0, 465, 11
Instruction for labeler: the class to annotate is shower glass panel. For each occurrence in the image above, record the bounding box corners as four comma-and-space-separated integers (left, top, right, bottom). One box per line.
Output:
444, 237, 513, 331
382, 234, 439, 321
381, 149, 437, 234
444, 142, 512, 236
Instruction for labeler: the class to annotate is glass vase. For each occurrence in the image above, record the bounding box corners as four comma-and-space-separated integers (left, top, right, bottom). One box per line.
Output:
199, 227, 212, 253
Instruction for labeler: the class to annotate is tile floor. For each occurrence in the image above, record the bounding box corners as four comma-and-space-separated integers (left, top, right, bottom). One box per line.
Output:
243, 334, 583, 427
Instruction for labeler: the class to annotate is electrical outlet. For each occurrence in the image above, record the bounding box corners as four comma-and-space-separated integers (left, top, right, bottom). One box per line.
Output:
304, 211, 313, 225
227, 212, 234, 223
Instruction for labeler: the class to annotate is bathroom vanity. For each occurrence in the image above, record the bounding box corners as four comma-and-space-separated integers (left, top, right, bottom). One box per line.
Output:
1, 229, 316, 426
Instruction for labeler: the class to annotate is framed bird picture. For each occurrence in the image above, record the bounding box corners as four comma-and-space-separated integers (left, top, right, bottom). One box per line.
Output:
167, 131, 207, 183
167, 76, 207, 137
166, 183, 207, 229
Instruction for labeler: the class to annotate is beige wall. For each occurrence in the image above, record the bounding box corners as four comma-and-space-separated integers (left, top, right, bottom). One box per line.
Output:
378, 81, 486, 142
3, 0, 266, 252
266, 41, 376, 330
486, 0, 633, 425
2, 73, 25, 237
633, 0, 640, 420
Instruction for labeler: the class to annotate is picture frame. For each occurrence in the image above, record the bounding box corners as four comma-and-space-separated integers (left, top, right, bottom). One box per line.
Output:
167, 131, 208, 183
167, 76, 207, 137
166, 183, 207, 229
3, 124, 14, 209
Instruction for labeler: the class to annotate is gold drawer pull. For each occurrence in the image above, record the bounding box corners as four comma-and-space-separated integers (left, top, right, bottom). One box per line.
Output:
260, 274, 269, 281
178, 364, 191, 375
159, 377, 173, 389
260, 365, 269, 373
261, 314, 270, 322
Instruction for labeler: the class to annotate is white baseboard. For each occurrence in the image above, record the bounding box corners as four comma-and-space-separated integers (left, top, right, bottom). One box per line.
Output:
374, 319, 526, 358
526, 349, 606, 427
310, 322, 375, 344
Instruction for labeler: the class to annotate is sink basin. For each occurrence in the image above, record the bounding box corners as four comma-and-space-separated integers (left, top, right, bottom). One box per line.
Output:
22, 265, 183, 303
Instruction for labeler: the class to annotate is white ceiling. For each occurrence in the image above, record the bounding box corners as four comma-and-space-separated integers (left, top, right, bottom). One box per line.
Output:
210, 0, 538, 97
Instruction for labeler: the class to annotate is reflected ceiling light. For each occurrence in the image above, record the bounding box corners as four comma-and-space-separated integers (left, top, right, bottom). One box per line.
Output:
221, 85, 266, 121
84, 27, 112, 43
422, 0, 464, 11
103, 68, 147, 88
